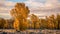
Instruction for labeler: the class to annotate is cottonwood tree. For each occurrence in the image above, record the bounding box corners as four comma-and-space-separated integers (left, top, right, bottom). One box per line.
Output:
0, 18, 5, 29
30, 14, 40, 29
46, 15, 55, 29
56, 14, 60, 29
10, 3, 30, 31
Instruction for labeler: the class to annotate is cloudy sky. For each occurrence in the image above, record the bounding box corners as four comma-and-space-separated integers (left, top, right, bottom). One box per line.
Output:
0, 0, 60, 19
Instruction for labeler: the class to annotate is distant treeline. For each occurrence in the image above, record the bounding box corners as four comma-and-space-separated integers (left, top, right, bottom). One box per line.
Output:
0, 14, 60, 29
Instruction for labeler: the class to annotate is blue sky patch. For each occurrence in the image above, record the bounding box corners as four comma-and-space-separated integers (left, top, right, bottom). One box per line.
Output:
7, 0, 27, 2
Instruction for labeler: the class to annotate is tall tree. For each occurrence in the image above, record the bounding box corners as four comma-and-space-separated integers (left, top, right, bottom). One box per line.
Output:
0, 18, 5, 29
47, 15, 55, 29
30, 14, 40, 29
10, 3, 30, 31
56, 14, 60, 29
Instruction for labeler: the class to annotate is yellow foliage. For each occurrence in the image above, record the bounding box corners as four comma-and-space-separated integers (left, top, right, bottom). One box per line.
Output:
10, 3, 30, 31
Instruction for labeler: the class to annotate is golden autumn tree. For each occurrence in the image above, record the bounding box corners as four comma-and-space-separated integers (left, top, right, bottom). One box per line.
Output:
30, 14, 40, 29
0, 18, 5, 29
4, 20, 9, 29
56, 14, 60, 29
10, 3, 30, 31
46, 15, 55, 29
40, 18, 48, 29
